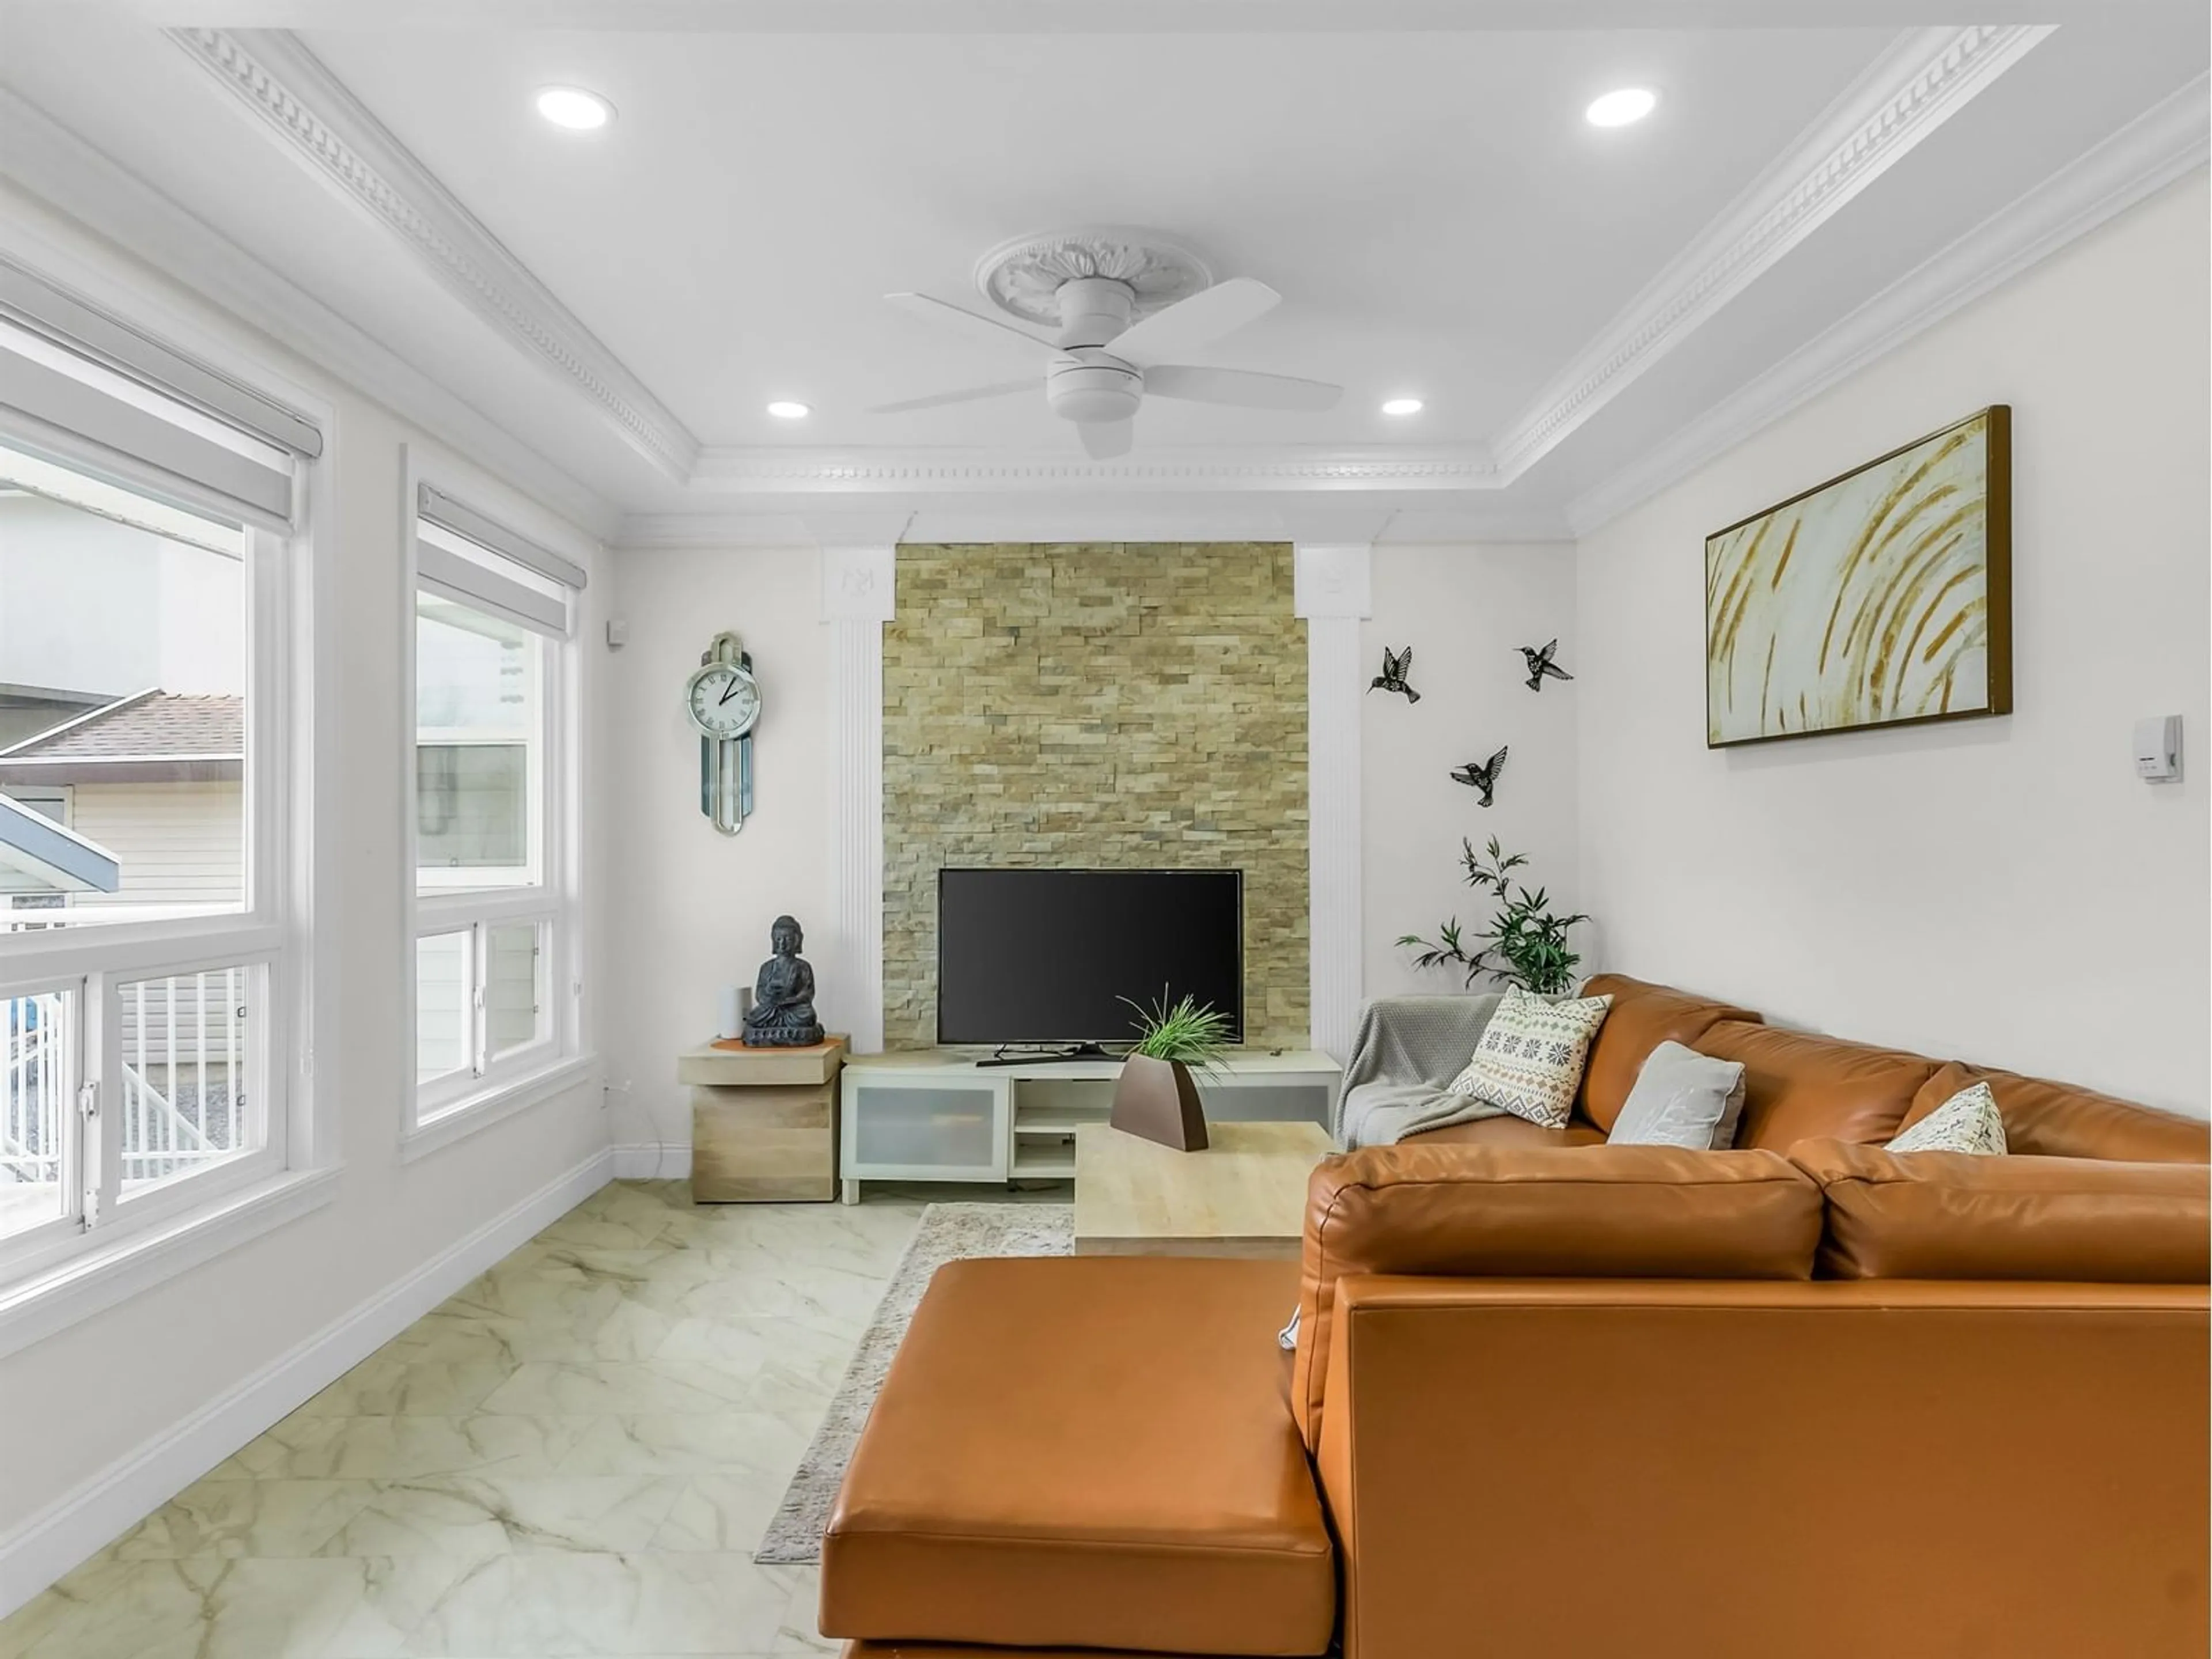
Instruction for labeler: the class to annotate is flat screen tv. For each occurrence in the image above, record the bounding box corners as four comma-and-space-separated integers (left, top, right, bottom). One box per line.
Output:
937, 868, 1244, 1048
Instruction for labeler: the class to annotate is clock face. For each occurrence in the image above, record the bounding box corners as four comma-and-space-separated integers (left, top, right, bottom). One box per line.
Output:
686, 662, 761, 739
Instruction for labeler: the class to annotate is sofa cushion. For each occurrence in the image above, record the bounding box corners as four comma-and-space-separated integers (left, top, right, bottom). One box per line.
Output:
1289, 1142, 1821, 1449
822, 1256, 1334, 1657
1900, 1060, 2211, 1164
1401, 1112, 1607, 1150
1577, 974, 1762, 1131
1790, 1139, 2211, 1282
1696, 1020, 1937, 1149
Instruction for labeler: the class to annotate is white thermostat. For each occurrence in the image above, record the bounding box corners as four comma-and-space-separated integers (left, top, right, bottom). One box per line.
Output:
2134, 715, 2182, 783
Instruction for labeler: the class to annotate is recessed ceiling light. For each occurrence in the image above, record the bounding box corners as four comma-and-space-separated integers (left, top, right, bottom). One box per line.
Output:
1586, 87, 1657, 128
1381, 397, 1424, 416
535, 86, 614, 131
766, 400, 811, 419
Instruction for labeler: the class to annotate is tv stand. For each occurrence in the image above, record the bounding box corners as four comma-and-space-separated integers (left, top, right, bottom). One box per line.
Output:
836, 1047, 1342, 1203
976, 1042, 1120, 1068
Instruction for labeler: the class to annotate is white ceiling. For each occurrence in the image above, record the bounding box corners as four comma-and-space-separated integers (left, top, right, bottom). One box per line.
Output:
0, 1, 2205, 543
300, 26, 1895, 451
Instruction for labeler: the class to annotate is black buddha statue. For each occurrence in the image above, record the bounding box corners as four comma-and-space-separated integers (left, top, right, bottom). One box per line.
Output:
743, 915, 824, 1048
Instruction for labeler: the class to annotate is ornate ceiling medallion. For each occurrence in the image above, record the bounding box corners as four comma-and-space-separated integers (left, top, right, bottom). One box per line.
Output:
974, 227, 1213, 328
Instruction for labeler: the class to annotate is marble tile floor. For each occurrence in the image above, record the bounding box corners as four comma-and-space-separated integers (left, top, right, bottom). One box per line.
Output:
0, 1179, 1066, 1659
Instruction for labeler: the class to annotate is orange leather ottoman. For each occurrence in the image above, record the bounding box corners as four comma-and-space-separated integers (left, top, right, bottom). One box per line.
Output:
821, 1255, 1335, 1658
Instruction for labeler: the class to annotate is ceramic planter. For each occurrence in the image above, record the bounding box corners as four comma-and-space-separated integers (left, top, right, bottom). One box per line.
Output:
1109, 1053, 1210, 1151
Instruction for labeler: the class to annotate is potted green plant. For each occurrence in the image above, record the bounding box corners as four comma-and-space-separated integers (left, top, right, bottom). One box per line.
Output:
1399, 836, 1590, 995
1111, 989, 1234, 1151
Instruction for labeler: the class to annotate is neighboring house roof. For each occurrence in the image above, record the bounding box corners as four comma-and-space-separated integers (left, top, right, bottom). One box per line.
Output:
0, 690, 244, 784
0, 791, 120, 894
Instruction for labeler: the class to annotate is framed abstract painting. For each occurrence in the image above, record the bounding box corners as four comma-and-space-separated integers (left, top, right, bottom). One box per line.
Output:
1705, 406, 2012, 747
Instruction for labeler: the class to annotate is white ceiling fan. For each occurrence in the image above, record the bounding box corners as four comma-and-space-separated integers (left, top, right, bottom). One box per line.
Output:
870, 232, 1342, 459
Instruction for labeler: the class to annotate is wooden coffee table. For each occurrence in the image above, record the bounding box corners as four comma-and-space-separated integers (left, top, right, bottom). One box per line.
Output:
1073, 1120, 1334, 1260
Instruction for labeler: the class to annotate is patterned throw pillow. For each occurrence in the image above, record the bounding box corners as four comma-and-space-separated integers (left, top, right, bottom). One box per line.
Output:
1445, 985, 1614, 1130
1886, 1082, 2008, 1155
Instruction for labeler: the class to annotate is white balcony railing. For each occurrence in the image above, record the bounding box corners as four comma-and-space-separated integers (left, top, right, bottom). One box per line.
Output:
1, 968, 248, 1201
2, 990, 66, 1189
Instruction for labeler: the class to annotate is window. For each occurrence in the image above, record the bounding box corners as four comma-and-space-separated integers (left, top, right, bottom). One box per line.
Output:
0, 259, 319, 1278
0, 456, 247, 926
407, 483, 582, 1131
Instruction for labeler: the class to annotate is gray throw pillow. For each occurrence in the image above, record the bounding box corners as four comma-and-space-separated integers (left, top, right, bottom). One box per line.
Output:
1607, 1040, 1748, 1150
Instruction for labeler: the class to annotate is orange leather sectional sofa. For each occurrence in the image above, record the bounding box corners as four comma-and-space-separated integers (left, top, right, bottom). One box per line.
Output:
821, 975, 2211, 1659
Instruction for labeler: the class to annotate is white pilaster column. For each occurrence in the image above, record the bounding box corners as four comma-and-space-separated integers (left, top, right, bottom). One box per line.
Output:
819, 540, 897, 1054
1294, 540, 1373, 1065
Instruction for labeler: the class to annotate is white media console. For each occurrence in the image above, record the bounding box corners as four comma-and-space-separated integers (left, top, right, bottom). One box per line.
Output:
837, 1048, 1342, 1203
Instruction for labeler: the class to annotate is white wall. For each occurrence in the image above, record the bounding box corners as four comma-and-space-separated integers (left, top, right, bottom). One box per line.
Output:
1575, 168, 2210, 1114
0, 181, 611, 1567
599, 547, 831, 1162
1362, 544, 1580, 999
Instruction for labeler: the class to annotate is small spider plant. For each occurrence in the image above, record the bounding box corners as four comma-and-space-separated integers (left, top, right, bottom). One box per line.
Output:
1119, 988, 1234, 1074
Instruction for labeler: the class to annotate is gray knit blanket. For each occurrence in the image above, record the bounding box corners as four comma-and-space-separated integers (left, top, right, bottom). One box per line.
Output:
1333, 993, 1509, 1149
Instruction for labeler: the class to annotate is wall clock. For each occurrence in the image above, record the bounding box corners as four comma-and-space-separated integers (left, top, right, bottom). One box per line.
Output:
686, 631, 760, 834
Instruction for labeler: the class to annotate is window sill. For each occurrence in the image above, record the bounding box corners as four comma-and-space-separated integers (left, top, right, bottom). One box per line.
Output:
0, 1165, 340, 1361
401, 1052, 599, 1164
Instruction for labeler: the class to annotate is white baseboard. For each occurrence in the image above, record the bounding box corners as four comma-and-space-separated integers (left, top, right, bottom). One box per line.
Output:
611, 1142, 692, 1180
0, 1145, 615, 1619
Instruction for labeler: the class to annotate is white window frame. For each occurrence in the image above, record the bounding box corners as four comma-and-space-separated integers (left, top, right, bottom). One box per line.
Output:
0, 287, 331, 1357
0, 515, 291, 1272
0, 243, 332, 1362
401, 453, 586, 1158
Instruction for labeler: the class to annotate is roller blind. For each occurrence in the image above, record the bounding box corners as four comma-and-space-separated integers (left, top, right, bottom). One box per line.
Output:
0, 257, 319, 531
416, 541, 568, 638
416, 490, 579, 639
417, 484, 588, 592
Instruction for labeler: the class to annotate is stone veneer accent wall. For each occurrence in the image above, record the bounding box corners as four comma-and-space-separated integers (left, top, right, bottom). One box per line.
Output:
882, 543, 1309, 1051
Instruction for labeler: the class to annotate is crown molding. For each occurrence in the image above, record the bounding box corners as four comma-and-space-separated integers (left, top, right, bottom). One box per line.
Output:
1488, 24, 2052, 484
0, 88, 620, 540
686, 444, 1498, 494
612, 498, 1570, 549
1565, 76, 2212, 537
166, 27, 701, 483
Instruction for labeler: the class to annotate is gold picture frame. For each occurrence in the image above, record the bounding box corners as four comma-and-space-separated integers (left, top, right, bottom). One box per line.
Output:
1705, 405, 2012, 748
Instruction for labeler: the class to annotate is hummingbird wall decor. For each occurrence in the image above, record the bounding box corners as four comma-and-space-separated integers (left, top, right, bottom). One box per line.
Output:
1450, 745, 1509, 808
1520, 638, 1574, 692
1369, 645, 1420, 703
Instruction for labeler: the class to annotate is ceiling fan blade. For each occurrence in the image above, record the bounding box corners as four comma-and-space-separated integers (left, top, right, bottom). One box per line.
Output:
1078, 418, 1134, 460
884, 292, 1058, 358
1108, 277, 1281, 367
866, 379, 1035, 415
1145, 365, 1343, 412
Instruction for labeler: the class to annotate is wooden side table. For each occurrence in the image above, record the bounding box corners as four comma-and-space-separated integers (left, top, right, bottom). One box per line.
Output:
676, 1036, 847, 1203
1073, 1120, 1332, 1259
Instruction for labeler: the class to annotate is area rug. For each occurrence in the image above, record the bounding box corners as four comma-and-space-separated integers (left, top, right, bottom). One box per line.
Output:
753, 1201, 1072, 1564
